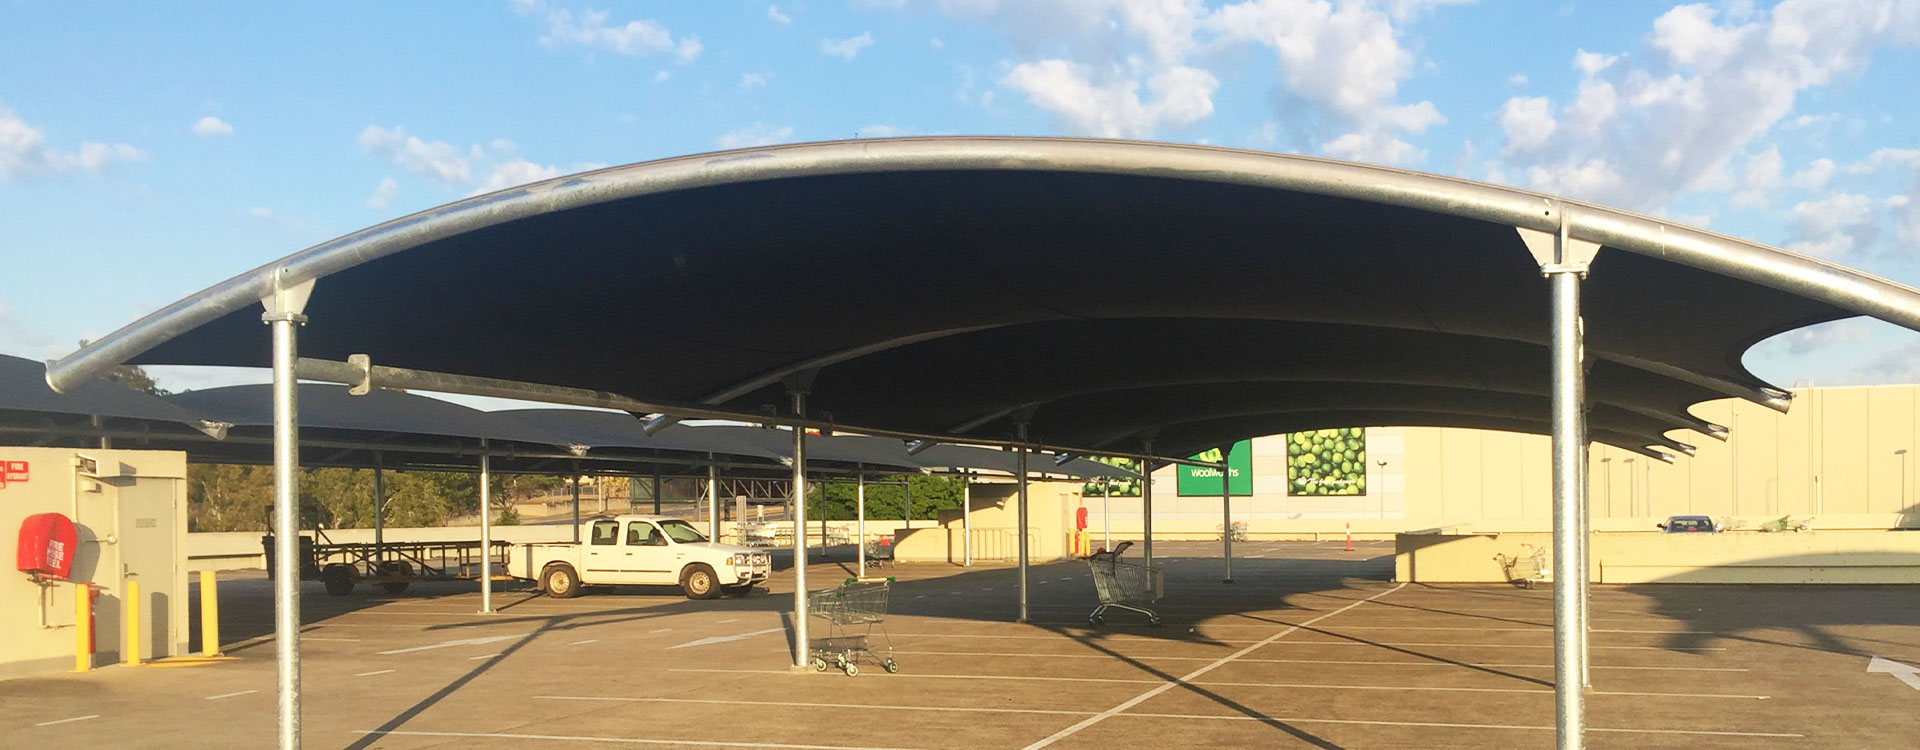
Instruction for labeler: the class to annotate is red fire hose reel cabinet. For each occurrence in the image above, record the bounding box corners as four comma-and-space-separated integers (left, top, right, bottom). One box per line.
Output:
17, 512, 79, 582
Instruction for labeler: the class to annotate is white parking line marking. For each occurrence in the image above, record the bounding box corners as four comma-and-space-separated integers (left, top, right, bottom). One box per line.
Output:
717, 619, 739, 624
469, 653, 503, 660
356, 669, 396, 677
354, 729, 930, 749
888, 651, 1747, 671
668, 627, 787, 650
524, 697, 1798, 738
378, 634, 520, 655
204, 690, 257, 700
304, 637, 362, 641
569, 639, 600, 646
649, 628, 673, 634
35, 715, 99, 727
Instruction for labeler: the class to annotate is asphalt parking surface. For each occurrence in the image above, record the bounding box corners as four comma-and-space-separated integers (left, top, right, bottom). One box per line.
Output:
4, 540, 1917, 748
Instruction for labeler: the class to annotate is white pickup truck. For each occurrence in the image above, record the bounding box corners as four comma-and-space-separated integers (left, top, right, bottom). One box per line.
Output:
508, 514, 771, 599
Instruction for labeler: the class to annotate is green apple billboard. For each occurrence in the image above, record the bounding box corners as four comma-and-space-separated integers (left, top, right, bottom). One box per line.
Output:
1288, 428, 1366, 495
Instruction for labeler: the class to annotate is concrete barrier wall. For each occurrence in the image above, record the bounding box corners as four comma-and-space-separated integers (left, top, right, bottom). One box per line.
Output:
1396, 527, 1920, 584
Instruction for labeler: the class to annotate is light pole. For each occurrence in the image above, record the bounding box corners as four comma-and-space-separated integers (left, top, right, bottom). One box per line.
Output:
1375, 458, 1388, 518
1897, 449, 1909, 510
1621, 458, 1636, 517
1599, 457, 1612, 517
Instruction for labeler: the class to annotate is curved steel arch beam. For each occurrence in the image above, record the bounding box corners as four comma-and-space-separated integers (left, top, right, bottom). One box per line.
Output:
47, 136, 1920, 391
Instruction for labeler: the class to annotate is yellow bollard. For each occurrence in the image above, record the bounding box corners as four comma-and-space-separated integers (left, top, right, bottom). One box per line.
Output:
73, 583, 92, 673
125, 579, 141, 666
199, 570, 222, 657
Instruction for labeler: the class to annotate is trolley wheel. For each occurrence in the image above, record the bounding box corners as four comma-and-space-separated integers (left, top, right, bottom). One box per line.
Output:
812, 657, 828, 672
883, 659, 899, 673
680, 564, 722, 600
1523, 579, 1536, 590
1149, 616, 1163, 628
844, 662, 859, 677
542, 564, 583, 598
321, 564, 355, 596
1088, 614, 1105, 627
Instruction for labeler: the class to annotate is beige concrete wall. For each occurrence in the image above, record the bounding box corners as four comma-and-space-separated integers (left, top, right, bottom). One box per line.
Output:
1396, 528, 1920, 584
892, 481, 1081, 563
1, 447, 188, 680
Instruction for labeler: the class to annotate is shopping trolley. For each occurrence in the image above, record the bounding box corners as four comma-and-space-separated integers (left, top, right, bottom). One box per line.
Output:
1085, 548, 1164, 627
807, 577, 898, 676
1493, 544, 1551, 589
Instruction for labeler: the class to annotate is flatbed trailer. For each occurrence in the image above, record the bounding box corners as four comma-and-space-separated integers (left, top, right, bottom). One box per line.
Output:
265, 533, 511, 595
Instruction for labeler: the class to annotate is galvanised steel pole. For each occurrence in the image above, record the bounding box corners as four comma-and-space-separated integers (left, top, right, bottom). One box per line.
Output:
372, 453, 385, 564
1140, 448, 1154, 570
478, 438, 493, 615
265, 306, 304, 750
1221, 447, 1234, 584
1548, 261, 1587, 750
1101, 477, 1111, 552
1578, 426, 1591, 688
1016, 424, 1031, 624
961, 473, 972, 567
857, 473, 867, 578
708, 460, 720, 542
570, 463, 581, 544
789, 390, 810, 670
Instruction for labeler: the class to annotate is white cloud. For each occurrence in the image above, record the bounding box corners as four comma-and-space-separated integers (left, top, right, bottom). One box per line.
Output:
821, 32, 875, 59
249, 207, 274, 221
857, 124, 908, 138
473, 159, 562, 195
768, 4, 791, 24
1507, 73, 1528, 86
1729, 146, 1783, 209
1791, 158, 1836, 189
191, 116, 234, 137
1774, 318, 1869, 355
1848, 147, 1920, 175
653, 70, 671, 83
1489, 0, 1920, 211
718, 123, 795, 149
0, 103, 143, 182
740, 72, 769, 89
930, 37, 946, 51
1322, 130, 1424, 165
516, 0, 702, 62
359, 125, 471, 184
1002, 60, 1217, 139
1784, 192, 1877, 257
366, 177, 399, 210
1497, 96, 1556, 154
1572, 49, 1620, 76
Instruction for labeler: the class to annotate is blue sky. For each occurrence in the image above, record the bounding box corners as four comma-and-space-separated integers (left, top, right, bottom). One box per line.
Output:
4, 0, 1920, 395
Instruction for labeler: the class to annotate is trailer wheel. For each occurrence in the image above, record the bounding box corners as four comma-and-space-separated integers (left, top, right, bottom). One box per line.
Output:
377, 561, 412, 594
681, 564, 721, 600
542, 564, 582, 598
321, 564, 355, 596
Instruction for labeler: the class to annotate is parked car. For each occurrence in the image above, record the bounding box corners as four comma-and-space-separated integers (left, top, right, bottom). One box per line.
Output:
1658, 515, 1718, 533
506, 514, 771, 599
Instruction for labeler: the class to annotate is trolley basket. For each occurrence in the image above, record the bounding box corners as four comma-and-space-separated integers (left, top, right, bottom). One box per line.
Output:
1085, 557, 1164, 627
806, 577, 898, 676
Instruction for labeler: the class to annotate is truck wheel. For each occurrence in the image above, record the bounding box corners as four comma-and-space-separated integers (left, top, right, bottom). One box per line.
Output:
681, 564, 721, 600
542, 564, 583, 598
321, 564, 355, 596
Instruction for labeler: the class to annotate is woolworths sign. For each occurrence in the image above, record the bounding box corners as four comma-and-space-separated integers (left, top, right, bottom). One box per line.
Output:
1289, 428, 1366, 496
1176, 439, 1252, 496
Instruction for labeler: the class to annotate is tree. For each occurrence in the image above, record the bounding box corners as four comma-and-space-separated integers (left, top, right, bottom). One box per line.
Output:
806, 474, 964, 521
187, 463, 273, 531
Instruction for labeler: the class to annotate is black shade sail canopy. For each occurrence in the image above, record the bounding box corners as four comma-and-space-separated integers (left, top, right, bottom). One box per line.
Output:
0, 353, 213, 434
45, 138, 1920, 459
